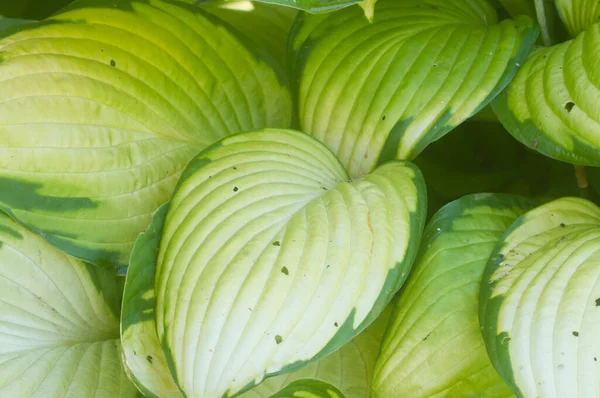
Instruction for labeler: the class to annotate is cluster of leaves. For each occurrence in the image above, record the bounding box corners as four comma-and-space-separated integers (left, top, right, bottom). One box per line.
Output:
0, 0, 599, 397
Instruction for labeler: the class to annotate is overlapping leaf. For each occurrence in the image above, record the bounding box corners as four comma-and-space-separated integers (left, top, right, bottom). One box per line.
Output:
0, 211, 137, 397
480, 197, 600, 397
151, 128, 424, 397
556, 0, 600, 37
373, 194, 535, 398
0, 0, 292, 270
290, 0, 538, 178
493, 22, 600, 166
121, 204, 180, 398
122, 199, 394, 398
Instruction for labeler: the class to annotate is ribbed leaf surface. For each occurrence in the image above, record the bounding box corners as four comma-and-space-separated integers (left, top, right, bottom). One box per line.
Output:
291, 0, 538, 177
373, 194, 535, 398
556, 0, 600, 37
0, 212, 137, 397
154, 129, 425, 397
480, 198, 600, 397
0, 0, 292, 269
493, 23, 600, 166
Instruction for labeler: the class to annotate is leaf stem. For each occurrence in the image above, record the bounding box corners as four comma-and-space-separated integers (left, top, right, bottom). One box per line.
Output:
575, 165, 589, 189
534, 0, 552, 46
574, 165, 600, 204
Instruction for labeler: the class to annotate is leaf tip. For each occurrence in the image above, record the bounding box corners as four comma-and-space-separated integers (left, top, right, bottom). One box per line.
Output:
359, 0, 376, 23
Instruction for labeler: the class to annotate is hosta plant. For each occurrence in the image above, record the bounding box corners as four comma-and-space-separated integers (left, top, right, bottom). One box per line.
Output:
1, 0, 600, 397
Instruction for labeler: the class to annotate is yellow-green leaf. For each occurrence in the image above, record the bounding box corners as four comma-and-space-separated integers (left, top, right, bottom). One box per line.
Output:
291, 0, 538, 177
0, 0, 292, 269
492, 24, 600, 166
373, 194, 535, 398
154, 129, 426, 397
0, 211, 137, 397
556, 0, 600, 37
480, 197, 600, 397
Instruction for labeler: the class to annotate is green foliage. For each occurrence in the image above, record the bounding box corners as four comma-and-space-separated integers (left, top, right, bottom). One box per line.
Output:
1, 0, 600, 397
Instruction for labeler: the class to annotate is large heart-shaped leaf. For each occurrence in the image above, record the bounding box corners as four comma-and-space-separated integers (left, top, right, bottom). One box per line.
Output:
492, 23, 600, 166
0, 211, 137, 396
122, 202, 395, 398
372, 193, 535, 398
556, 0, 600, 37
480, 197, 600, 397
152, 128, 425, 397
0, 0, 292, 270
290, 0, 538, 178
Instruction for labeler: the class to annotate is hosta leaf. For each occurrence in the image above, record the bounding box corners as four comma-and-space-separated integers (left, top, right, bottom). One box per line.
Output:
121, 204, 180, 398
154, 128, 426, 397
480, 197, 600, 397
556, 0, 600, 37
269, 380, 344, 398
373, 193, 535, 398
290, 0, 538, 177
0, 0, 292, 270
122, 201, 394, 398
492, 23, 600, 166
0, 211, 137, 397
201, 1, 298, 68
241, 305, 392, 398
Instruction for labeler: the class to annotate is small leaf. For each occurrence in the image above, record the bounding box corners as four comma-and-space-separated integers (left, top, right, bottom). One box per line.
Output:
373, 193, 535, 397
480, 197, 600, 397
0, 211, 137, 396
291, 0, 538, 177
